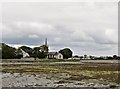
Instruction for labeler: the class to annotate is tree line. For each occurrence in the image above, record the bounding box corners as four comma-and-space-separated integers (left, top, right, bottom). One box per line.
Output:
1, 43, 73, 59
2, 43, 118, 60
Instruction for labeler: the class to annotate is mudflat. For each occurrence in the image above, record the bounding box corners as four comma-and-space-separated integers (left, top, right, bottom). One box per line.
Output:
2, 60, 120, 88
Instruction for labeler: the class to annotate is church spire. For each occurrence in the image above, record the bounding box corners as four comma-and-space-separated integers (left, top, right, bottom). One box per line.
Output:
45, 38, 47, 46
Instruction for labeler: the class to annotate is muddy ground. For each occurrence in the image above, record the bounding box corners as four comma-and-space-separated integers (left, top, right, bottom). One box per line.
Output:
1, 61, 120, 88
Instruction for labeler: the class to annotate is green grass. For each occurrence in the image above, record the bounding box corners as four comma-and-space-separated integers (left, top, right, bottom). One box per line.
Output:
33, 59, 80, 62
2, 59, 80, 63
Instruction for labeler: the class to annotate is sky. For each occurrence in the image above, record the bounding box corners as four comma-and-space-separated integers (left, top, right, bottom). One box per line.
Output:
1, 1, 118, 56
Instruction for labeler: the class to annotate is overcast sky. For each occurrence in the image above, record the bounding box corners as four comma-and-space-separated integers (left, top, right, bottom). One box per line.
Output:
1, 2, 118, 56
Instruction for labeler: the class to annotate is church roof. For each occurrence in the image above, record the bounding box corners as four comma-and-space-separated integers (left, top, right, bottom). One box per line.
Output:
48, 52, 58, 55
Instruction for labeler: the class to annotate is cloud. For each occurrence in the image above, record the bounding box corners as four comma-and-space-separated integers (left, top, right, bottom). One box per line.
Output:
28, 34, 39, 39
2, 2, 118, 56
105, 28, 118, 44
2, 21, 55, 38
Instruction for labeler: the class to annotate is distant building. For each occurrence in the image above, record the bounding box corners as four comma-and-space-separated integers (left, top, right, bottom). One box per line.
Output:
44, 38, 63, 59
47, 52, 63, 59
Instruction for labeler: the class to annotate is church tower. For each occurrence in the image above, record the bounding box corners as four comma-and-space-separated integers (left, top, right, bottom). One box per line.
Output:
45, 38, 47, 46
45, 38, 49, 53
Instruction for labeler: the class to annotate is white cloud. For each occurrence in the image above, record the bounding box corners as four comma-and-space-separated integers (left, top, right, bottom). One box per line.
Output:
2, 21, 56, 38
7, 44, 39, 49
71, 30, 94, 42
2, 2, 118, 56
105, 28, 118, 44
28, 34, 39, 39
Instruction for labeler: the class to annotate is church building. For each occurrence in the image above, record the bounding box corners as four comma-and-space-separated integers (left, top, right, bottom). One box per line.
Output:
45, 38, 63, 59
47, 52, 63, 59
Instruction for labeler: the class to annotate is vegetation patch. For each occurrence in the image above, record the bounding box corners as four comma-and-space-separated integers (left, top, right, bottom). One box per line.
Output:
33, 59, 80, 62
65, 75, 94, 81
2, 63, 120, 85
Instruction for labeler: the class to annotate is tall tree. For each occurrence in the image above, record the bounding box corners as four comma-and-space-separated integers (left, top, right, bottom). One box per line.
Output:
32, 46, 48, 59
113, 55, 117, 59
2, 43, 16, 59
59, 48, 73, 59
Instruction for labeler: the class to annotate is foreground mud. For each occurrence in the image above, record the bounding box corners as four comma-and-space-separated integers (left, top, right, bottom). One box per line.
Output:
1, 62, 120, 88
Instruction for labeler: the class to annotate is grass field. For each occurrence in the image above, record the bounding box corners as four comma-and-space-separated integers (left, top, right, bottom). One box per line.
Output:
34, 59, 80, 62
2, 59, 81, 63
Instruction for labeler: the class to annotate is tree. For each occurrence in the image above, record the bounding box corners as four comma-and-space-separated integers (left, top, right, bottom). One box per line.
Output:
84, 54, 87, 59
0, 43, 2, 59
80, 56, 83, 59
31, 47, 40, 59
19, 46, 33, 57
89, 55, 94, 59
32, 46, 48, 59
2, 43, 16, 59
40, 45, 49, 53
113, 55, 117, 59
59, 48, 73, 59
74, 55, 79, 58
39, 45, 49, 58
15, 49, 23, 59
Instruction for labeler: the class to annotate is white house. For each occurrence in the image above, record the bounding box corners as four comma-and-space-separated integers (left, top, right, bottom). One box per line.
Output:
47, 52, 63, 59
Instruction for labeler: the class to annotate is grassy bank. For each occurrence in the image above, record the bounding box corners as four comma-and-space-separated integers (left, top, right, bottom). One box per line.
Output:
34, 59, 80, 62
2, 59, 80, 63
